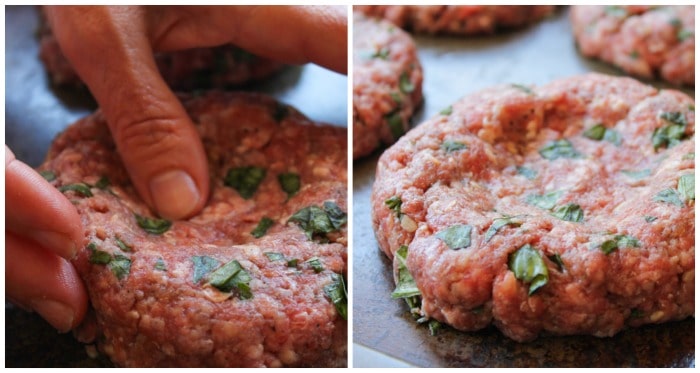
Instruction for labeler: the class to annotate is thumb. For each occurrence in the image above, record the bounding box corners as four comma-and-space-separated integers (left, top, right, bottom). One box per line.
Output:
46, 6, 209, 219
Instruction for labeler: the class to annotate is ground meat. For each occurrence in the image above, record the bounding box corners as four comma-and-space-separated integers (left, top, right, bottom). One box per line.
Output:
353, 11, 423, 159
570, 5, 694, 86
39, 92, 347, 367
37, 8, 283, 90
355, 5, 556, 35
371, 73, 694, 342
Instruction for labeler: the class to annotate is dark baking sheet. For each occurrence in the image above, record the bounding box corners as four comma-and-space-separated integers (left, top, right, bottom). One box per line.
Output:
5, 5, 347, 367
352, 7, 694, 368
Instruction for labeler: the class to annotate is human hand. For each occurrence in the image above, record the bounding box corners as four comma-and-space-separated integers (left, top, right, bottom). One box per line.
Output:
44, 5, 347, 220
5, 145, 88, 333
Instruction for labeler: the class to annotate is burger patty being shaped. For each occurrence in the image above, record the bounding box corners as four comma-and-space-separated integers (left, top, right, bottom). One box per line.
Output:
570, 5, 694, 86
353, 11, 423, 159
355, 5, 556, 36
39, 92, 347, 367
371, 74, 694, 342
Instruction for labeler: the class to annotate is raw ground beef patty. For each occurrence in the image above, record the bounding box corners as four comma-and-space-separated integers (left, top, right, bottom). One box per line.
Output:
355, 5, 556, 36
570, 5, 694, 86
371, 74, 694, 342
39, 92, 347, 367
353, 11, 423, 159
38, 8, 283, 90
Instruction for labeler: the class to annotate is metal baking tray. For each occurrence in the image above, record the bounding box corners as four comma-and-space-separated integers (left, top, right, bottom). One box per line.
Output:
352, 6, 694, 368
5, 5, 347, 367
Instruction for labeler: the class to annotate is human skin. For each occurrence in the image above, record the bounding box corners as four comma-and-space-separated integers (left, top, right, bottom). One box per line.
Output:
5, 5, 347, 333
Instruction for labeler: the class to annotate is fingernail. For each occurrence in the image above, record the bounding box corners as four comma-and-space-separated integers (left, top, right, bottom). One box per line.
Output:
33, 230, 78, 259
149, 170, 200, 220
29, 298, 75, 333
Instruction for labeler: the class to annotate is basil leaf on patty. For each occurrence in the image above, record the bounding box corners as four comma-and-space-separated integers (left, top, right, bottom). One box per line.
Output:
508, 244, 549, 295
251, 217, 275, 238
399, 72, 415, 94
305, 257, 324, 273
621, 169, 651, 180
58, 183, 93, 197
678, 174, 694, 201
278, 172, 300, 199
484, 215, 523, 242
192, 255, 220, 283
324, 273, 348, 320
39, 170, 56, 182
386, 111, 405, 139
435, 224, 472, 250
135, 214, 172, 235
539, 139, 582, 160
385, 195, 403, 218
87, 242, 111, 264
224, 166, 267, 199
653, 112, 688, 151
644, 216, 658, 223
154, 258, 167, 271
441, 140, 467, 153
114, 236, 133, 252
208, 259, 253, 299
264, 252, 285, 262
108, 254, 132, 280
516, 166, 537, 180
653, 188, 684, 207
526, 191, 561, 210
369, 47, 390, 60
547, 253, 565, 272
95, 176, 110, 190
584, 124, 622, 146
439, 106, 453, 116
551, 203, 584, 222
599, 234, 640, 255
391, 245, 421, 299
511, 84, 533, 95
323, 201, 348, 230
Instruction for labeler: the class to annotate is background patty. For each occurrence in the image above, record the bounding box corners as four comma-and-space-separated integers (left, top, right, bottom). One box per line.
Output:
570, 5, 694, 86
39, 92, 347, 367
371, 73, 694, 342
355, 5, 556, 35
353, 11, 423, 159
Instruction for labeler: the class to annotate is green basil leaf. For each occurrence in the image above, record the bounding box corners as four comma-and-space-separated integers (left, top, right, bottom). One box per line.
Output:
385, 195, 403, 218
547, 253, 565, 272
526, 191, 560, 210
324, 273, 348, 320
95, 176, 110, 190
39, 170, 56, 182
644, 215, 658, 223
508, 244, 549, 295
653, 112, 688, 151
208, 259, 253, 299
58, 183, 93, 197
108, 254, 132, 280
439, 106, 453, 116
87, 242, 111, 265
441, 140, 467, 152
251, 217, 274, 238
484, 215, 523, 242
428, 319, 443, 336
621, 169, 651, 180
629, 50, 640, 59
135, 214, 172, 235
286, 258, 299, 268
386, 111, 404, 139
224, 166, 267, 199
289, 206, 331, 240
583, 124, 606, 140
551, 203, 584, 222
399, 72, 414, 94
192, 255, 219, 283
278, 172, 300, 198
154, 258, 167, 271
678, 29, 693, 41
511, 84, 533, 95
391, 245, 421, 299
653, 188, 684, 207
539, 139, 582, 160
323, 201, 348, 230
678, 174, 694, 201
435, 224, 472, 250
683, 152, 695, 160
305, 257, 324, 273
390, 92, 403, 104
370, 47, 390, 60
599, 234, 640, 255
114, 236, 133, 252
264, 252, 285, 262
516, 166, 537, 180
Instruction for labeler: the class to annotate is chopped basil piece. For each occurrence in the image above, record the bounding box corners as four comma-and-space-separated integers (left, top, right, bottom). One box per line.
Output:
508, 244, 549, 295
305, 257, 324, 273
192, 255, 220, 283
58, 183, 93, 197
678, 174, 694, 201
653, 112, 688, 151
87, 242, 111, 264
677, 29, 693, 41
428, 319, 443, 336
526, 191, 560, 210
539, 139, 582, 160
547, 253, 565, 272
644, 216, 658, 223
289, 203, 346, 241
583, 124, 606, 140
689, 104, 695, 112
441, 140, 467, 152
251, 217, 274, 238
135, 214, 171, 235
551, 203, 584, 222
208, 259, 252, 299
386, 111, 404, 139
272, 102, 289, 122
629, 50, 640, 59
484, 215, 523, 242
286, 258, 299, 267
39, 170, 56, 182
224, 166, 267, 199
385, 196, 402, 218
323, 273, 348, 320
621, 169, 651, 180
108, 254, 132, 280
370, 47, 390, 60
114, 236, 133, 252
399, 72, 414, 94
264, 252, 285, 262
95, 176, 110, 190
277, 172, 300, 199
683, 152, 694, 160
653, 188, 684, 207
390, 92, 403, 104
391, 245, 421, 299
439, 106, 453, 116
669, 18, 682, 28
435, 224, 472, 250
600, 234, 640, 255
154, 258, 167, 271
323, 201, 348, 230
516, 166, 537, 180
604, 6, 627, 17
511, 84, 533, 95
